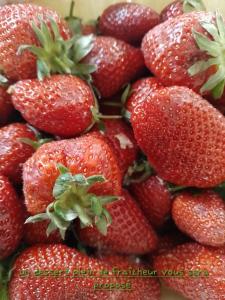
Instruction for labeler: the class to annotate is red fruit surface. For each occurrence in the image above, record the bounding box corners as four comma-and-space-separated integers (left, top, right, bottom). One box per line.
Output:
160, 0, 184, 22
0, 175, 24, 259
0, 4, 70, 81
131, 176, 172, 228
9, 244, 160, 300
154, 243, 225, 300
77, 190, 158, 255
131, 86, 225, 188
141, 12, 215, 93
11, 75, 95, 137
99, 2, 160, 44
0, 123, 36, 183
0, 86, 13, 127
126, 77, 164, 115
83, 36, 144, 98
23, 132, 122, 215
94, 119, 138, 175
172, 191, 225, 247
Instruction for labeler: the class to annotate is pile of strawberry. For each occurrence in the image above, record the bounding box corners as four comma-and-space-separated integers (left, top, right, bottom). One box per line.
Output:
0, 1, 225, 299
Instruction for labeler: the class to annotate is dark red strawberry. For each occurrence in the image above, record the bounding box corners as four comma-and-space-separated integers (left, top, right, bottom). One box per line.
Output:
0, 86, 13, 127
9, 244, 160, 300
77, 189, 158, 255
131, 176, 172, 228
99, 2, 160, 44
160, 0, 206, 22
83, 36, 145, 98
172, 191, 225, 247
131, 86, 225, 188
0, 123, 36, 183
0, 175, 24, 259
0, 4, 70, 81
154, 243, 225, 300
11, 75, 95, 137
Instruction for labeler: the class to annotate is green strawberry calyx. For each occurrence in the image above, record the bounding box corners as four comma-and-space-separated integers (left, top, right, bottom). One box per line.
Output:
188, 12, 225, 99
17, 17, 97, 82
64, 0, 82, 35
25, 164, 118, 239
183, 0, 206, 13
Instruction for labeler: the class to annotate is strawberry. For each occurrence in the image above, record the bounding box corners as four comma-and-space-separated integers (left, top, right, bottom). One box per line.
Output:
172, 191, 225, 247
93, 120, 138, 175
77, 189, 158, 255
0, 123, 36, 183
83, 36, 144, 98
154, 243, 225, 300
0, 175, 24, 260
11, 75, 95, 137
9, 244, 160, 300
131, 86, 225, 188
99, 2, 160, 45
160, 0, 206, 22
0, 4, 70, 82
0, 86, 13, 127
131, 176, 172, 228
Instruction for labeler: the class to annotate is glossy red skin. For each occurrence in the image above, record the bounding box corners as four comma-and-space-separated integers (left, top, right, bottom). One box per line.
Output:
9, 244, 160, 300
0, 86, 13, 127
160, 0, 184, 22
0, 4, 70, 81
131, 86, 225, 188
0, 175, 24, 259
172, 191, 225, 247
83, 36, 145, 98
126, 77, 164, 116
24, 219, 62, 245
99, 2, 160, 44
23, 132, 122, 215
94, 120, 138, 175
142, 12, 215, 94
131, 176, 172, 228
11, 75, 95, 138
77, 190, 158, 255
81, 24, 97, 35
0, 123, 36, 183
154, 243, 225, 300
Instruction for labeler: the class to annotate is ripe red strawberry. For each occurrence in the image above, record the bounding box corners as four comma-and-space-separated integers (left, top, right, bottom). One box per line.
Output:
83, 36, 144, 98
126, 77, 164, 116
131, 176, 172, 228
77, 189, 158, 255
160, 0, 206, 22
172, 191, 225, 247
0, 4, 70, 81
0, 123, 36, 183
0, 175, 24, 259
154, 243, 225, 300
93, 120, 138, 175
0, 86, 13, 127
11, 75, 95, 137
131, 86, 225, 188
99, 2, 160, 45
9, 244, 160, 300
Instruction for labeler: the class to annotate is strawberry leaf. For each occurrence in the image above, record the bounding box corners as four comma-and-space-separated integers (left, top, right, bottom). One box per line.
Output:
183, 0, 206, 13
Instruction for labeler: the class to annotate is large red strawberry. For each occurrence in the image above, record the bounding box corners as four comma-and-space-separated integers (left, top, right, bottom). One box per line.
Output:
93, 119, 138, 175
0, 123, 36, 183
131, 86, 225, 188
0, 175, 24, 260
172, 191, 225, 247
154, 243, 225, 300
77, 189, 158, 255
99, 2, 160, 44
0, 4, 70, 82
0, 86, 13, 127
160, 0, 206, 22
131, 176, 172, 228
83, 36, 144, 98
8, 244, 160, 300
11, 75, 95, 137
